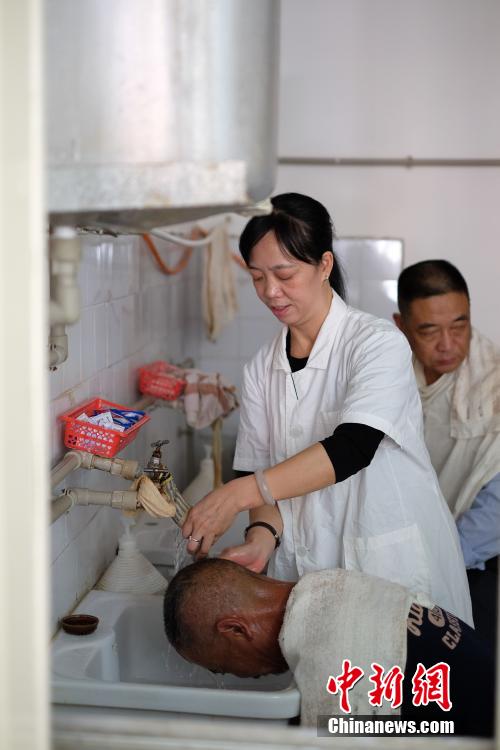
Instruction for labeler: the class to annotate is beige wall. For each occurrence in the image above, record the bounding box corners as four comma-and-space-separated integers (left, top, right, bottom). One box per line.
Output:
277, 0, 500, 343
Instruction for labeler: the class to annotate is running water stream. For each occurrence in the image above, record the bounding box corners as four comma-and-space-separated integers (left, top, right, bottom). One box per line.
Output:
172, 522, 192, 575
164, 524, 226, 688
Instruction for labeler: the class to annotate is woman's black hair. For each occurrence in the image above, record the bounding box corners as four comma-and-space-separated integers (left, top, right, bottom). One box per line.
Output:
239, 193, 346, 300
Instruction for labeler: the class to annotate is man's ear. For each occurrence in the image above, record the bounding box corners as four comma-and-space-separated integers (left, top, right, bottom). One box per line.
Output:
216, 616, 253, 642
393, 312, 404, 331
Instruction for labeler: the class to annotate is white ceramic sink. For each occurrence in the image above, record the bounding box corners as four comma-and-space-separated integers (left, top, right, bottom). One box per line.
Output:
131, 511, 250, 567
52, 589, 300, 721
132, 516, 177, 566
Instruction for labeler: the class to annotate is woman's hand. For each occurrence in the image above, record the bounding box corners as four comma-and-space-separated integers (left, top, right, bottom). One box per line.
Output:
219, 527, 277, 573
182, 475, 262, 558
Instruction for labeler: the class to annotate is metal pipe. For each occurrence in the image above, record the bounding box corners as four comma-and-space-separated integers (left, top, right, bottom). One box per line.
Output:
279, 156, 500, 168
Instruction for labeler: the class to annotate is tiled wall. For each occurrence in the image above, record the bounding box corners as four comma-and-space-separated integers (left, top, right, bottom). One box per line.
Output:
49, 232, 197, 633
49, 224, 279, 634
49, 223, 400, 634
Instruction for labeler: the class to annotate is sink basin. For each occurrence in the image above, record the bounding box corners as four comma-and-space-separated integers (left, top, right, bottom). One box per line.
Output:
132, 516, 177, 566
52, 589, 300, 722
131, 511, 251, 569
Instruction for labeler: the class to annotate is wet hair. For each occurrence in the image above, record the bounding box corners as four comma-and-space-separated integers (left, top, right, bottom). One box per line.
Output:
163, 558, 256, 653
239, 192, 346, 299
397, 260, 470, 318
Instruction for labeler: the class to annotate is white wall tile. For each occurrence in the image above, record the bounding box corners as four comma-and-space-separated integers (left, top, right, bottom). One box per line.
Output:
199, 317, 242, 359
80, 238, 113, 307
50, 229, 232, 629
49, 363, 64, 402
110, 236, 140, 299
51, 544, 79, 633
107, 295, 138, 365
181, 319, 201, 362
93, 304, 108, 371
99, 364, 115, 401
65, 505, 100, 544
80, 306, 96, 382
50, 513, 69, 564
110, 359, 130, 406
61, 317, 82, 391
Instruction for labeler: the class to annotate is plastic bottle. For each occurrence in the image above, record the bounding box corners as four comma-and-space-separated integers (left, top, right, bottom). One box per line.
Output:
95, 516, 167, 594
182, 444, 215, 504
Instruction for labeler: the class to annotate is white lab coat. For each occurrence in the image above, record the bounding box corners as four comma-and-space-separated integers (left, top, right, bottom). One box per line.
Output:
233, 295, 473, 626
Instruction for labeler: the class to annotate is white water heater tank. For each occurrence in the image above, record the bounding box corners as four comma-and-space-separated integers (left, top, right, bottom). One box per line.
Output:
46, 0, 280, 232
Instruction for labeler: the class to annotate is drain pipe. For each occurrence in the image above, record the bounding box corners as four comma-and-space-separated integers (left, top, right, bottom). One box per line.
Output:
48, 226, 81, 369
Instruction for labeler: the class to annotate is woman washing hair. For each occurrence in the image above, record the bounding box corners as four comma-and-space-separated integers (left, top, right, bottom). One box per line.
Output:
182, 192, 472, 625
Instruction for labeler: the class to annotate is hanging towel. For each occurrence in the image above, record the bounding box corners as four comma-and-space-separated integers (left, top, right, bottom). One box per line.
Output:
202, 222, 239, 341
182, 370, 238, 430
279, 569, 431, 726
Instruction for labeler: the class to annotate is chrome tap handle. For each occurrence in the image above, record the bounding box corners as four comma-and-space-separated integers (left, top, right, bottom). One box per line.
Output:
144, 439, 171, 480
150, 439, 169, 450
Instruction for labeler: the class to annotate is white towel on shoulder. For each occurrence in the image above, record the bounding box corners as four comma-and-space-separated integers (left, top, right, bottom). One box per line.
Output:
451, 328, 500, 438
279, 569, 425, 727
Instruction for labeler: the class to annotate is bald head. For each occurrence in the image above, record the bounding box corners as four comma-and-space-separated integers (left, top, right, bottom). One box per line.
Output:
164, 558, 262, 653
163, 559, 291, 677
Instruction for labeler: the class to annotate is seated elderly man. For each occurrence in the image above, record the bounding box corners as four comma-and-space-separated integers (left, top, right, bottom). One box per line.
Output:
164, 558, 493, 736
394, 260, 500, 652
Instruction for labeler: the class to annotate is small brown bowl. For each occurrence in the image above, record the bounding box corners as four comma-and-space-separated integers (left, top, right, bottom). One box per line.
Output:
60, 614, 99, 636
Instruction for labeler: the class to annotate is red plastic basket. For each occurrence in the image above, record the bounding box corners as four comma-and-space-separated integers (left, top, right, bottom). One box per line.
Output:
59, 397, 150, 458
138, 361, 186, 401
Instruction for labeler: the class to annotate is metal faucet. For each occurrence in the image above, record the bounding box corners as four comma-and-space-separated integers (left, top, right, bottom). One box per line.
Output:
143, 439, 171, 484
143, 439, 191, 526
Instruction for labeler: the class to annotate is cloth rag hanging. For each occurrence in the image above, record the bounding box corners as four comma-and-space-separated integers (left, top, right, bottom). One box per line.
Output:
182, 369, 238, 430
202, 222, 239, 341
181, 369, 238, 488
131, 474, 176, 518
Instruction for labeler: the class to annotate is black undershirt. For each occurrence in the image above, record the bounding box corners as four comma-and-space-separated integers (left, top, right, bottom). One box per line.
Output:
286, 333, 383, 482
